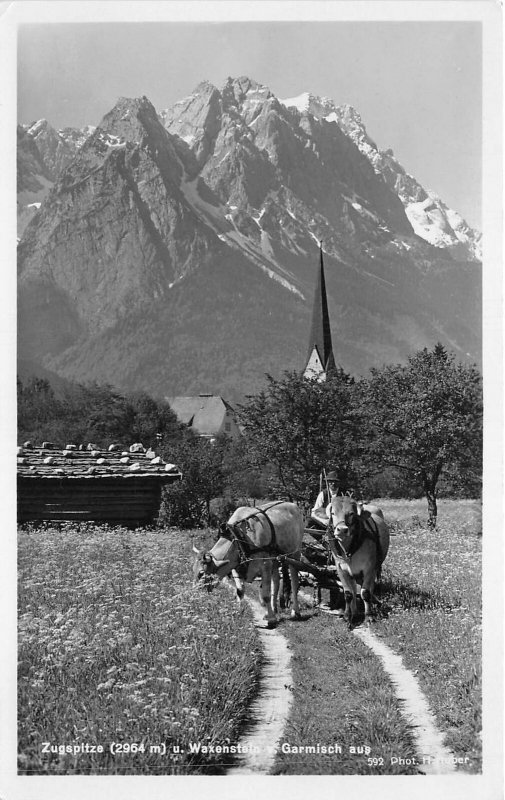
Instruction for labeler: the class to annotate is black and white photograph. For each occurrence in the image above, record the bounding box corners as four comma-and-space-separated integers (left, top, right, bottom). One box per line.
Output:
2, 0, 502, 797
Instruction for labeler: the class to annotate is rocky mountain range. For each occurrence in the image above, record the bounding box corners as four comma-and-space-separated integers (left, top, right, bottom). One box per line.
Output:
17, 76, 481, 403
280, 92, 482, 262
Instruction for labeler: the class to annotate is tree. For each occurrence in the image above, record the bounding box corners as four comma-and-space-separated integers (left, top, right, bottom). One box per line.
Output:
125, 391, 185, 448
17, 377, 185, 450
219, 434, 268, 500
18, 377, 61, 438
358, 344, 482, 526
160, 435, 233, 527
238, 369, 361, 503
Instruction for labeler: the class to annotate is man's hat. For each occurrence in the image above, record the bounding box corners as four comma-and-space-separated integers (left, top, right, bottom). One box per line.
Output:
326, 471, 339, 482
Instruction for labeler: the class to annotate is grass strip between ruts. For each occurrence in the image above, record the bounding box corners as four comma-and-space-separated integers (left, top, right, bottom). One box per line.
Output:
271, 605, 419, 775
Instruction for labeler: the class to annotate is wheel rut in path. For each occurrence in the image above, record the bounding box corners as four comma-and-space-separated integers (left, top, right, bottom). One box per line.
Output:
353, 626, 457, 775
226, 598, 293, 775
302, 591, 457, 774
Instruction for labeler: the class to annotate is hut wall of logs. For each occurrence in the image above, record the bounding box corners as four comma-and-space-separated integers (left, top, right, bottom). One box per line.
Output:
17, 441, 182, 526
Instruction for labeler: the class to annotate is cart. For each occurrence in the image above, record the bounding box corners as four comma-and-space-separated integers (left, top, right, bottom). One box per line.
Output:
278, 525, 345, 610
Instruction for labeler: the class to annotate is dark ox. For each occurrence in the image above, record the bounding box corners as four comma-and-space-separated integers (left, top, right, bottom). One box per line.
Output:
193, 501, 303, 628
327, 496, 390, 625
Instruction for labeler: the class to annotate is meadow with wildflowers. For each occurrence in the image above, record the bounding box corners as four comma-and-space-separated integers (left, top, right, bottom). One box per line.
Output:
18, 499, 483, 776
18, 524, 261, 775
377, 499, 482, 771
273, 499, 482, 774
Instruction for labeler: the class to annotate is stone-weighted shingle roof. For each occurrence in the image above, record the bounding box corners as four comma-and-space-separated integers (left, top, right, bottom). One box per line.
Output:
17, 441, 181, 480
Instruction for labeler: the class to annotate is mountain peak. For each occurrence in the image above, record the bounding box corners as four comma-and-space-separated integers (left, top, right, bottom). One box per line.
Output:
110, 95, 156, 115
224, 75, 261, 92
27, 118, 51, 136
94, 95, 162, 145
192, 80, 219, 97
222, 76, 273, 108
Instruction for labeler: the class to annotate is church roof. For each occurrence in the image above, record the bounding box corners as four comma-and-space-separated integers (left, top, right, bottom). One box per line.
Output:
304, 245, 336, 378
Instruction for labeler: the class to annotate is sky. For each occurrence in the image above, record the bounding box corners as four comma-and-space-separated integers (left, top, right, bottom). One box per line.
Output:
16, 15, 483, 229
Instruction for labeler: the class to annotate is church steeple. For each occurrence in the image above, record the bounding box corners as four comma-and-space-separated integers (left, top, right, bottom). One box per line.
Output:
303, 243, 336, 381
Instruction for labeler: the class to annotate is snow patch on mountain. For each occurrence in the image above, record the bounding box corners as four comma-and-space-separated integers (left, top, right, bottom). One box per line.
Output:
280, 92, 335, 118
97, 132, 126, 148
58, 125, 96, 150
280, 93, 481, 261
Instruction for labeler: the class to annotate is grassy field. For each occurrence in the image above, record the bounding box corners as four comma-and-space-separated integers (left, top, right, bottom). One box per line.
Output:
18, 524, 261, 775
376, 498, 482, 771
272, 498, 482, 774
18, 498, 482, 776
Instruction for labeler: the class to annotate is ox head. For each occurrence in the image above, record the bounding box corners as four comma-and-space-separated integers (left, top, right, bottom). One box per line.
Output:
192, 537, 240, 591
330, 495, 360, 554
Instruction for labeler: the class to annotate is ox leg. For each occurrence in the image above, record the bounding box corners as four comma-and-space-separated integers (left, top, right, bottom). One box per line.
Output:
271, 564, 280, 617
361, 588, 373, 623
343, 590, 356, 627
337, 567, 357, 626
361, 576, 376, 624
288, 563, 301, 620
259, 562, 277, 628
230, 570, 245, 611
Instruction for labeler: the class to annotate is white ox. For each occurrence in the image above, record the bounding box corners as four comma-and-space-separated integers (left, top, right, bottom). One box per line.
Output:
193, 501, 303, 628
328, 496, 390, 626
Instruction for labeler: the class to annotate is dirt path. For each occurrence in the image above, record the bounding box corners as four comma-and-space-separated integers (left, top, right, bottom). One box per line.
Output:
226, 598, 293, 775
353, 627, 457, 774
227, 588, 457, 776
302, 590, 457, 774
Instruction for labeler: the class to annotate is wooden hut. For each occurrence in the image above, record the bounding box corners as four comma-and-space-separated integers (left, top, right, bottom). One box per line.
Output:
17, 442, 182, 526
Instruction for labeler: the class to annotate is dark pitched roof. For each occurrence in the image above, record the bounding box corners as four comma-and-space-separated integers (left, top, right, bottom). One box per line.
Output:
166, 395, 235, 436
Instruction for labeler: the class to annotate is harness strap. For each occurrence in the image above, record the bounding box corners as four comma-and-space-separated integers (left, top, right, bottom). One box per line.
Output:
254, 507, 277, 548
325, 519, 349, 561
231, 500, 287, 558
240, 500, 287, 552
